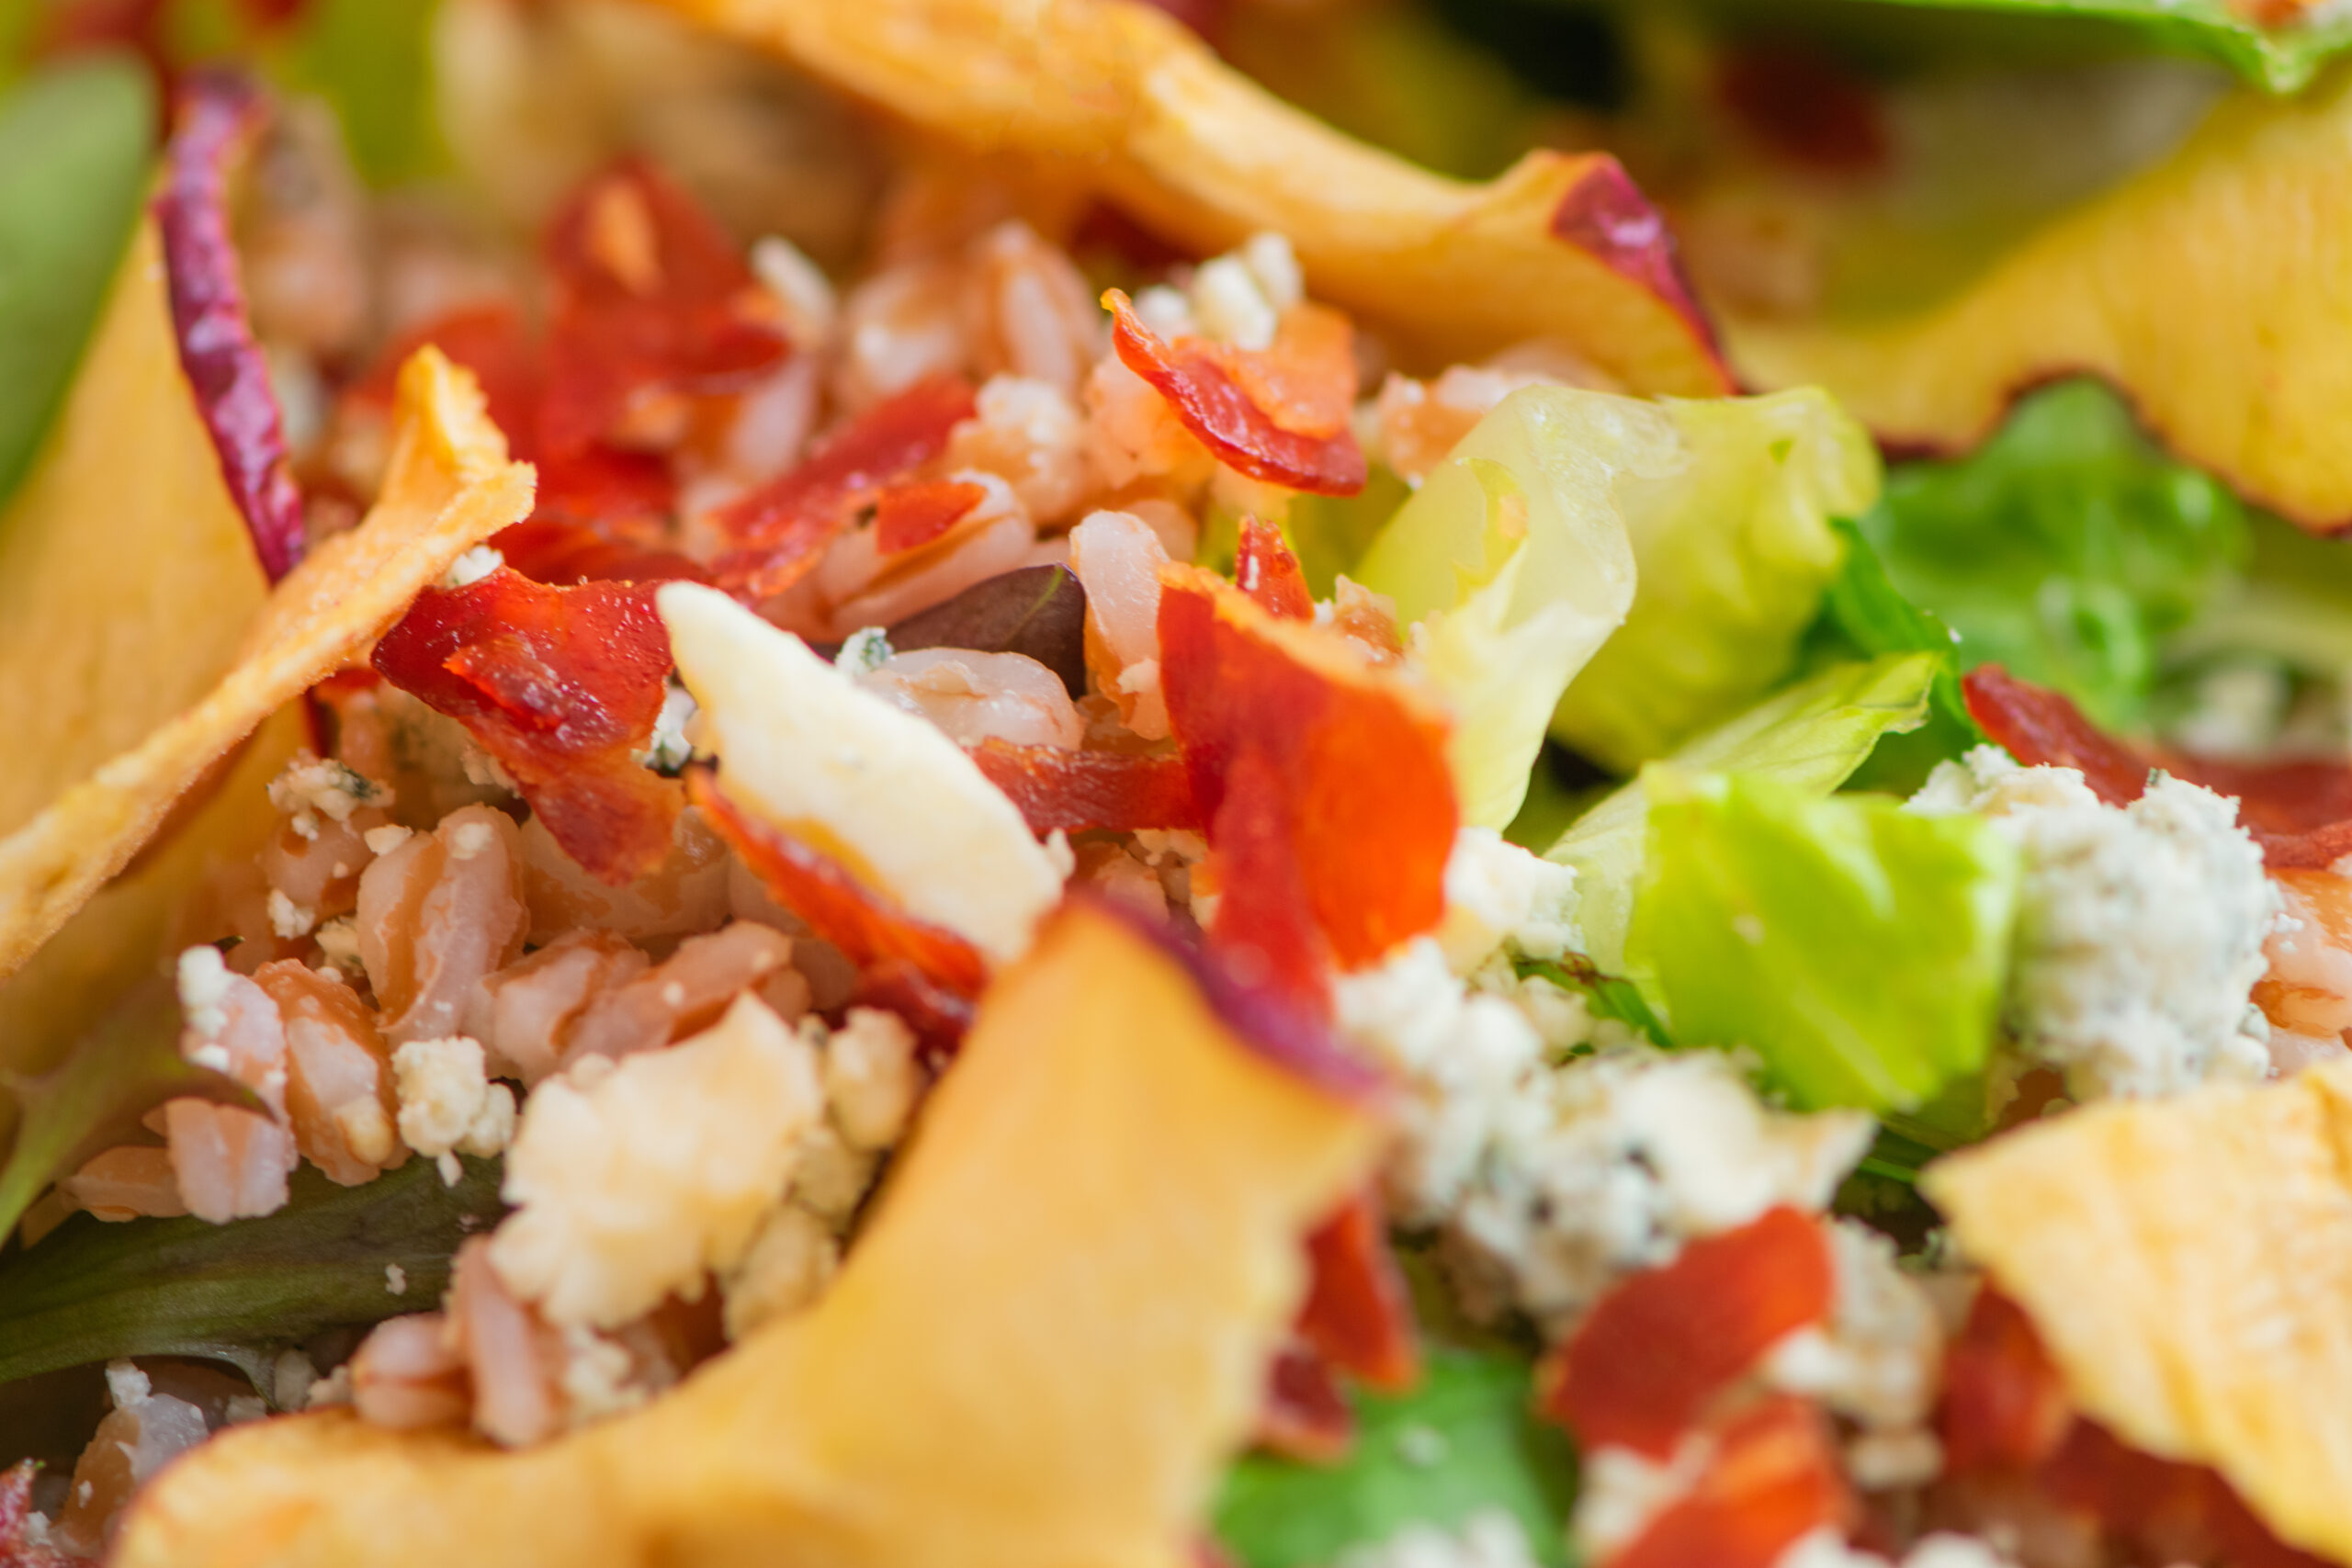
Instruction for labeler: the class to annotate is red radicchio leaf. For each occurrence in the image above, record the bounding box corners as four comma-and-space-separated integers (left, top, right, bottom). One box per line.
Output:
687, 767, 989, 1000
1158, 566, 1457, 1012
1256, 1343, 1357, 1463
712, 373, 978, 598
873, 478, 987, 556
1610, 1397, 1852, 1568
1548, 160, 1726, 380
538, 157, 788, 460
1296, 1187, 1419, 1393
967, 739, 1201, 834
372, 569, 679, 886
153, 69, 305, 582
1104, 289, 1367, 497
1235, 516, 1314, 621
1544, 1205, 1834, 1460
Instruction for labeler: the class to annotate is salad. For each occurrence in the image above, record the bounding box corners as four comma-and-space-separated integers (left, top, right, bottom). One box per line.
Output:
3, 0, 2352, 1564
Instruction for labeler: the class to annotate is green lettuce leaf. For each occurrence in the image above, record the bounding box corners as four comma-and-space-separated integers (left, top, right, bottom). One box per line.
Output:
1214, 1348, 1577, 1568
1547, 653, 1939, 974
1859, 379, 2248, 733
1352, 386, 1642, 829
269, 0, 447, 186
0, 1155, 504, 1394
0, 57, 154, 515
1838, 0, 2352, 94
1625, 768, 2018, 1112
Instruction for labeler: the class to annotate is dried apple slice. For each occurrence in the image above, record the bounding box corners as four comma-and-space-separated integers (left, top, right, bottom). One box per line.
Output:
1727, 66, 2352, 530
117, 900, 1383, 1568
640, 0, 1730, 393
0, 345, 536, 985
1921, 1060, 2352, 1564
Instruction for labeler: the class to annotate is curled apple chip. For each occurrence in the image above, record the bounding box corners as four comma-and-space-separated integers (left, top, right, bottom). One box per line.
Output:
1729, 65, 2352, 530
642, 0, 1730, 393
1922, 1060, 2352, 1564
117, 901, 1381, 1568
0, 345, 535, 984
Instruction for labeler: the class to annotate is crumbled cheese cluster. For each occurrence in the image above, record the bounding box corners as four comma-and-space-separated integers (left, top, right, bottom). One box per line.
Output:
1762, 1219, 1948, 1491
266, 754, 385, 840
1776, 1529, 2022, 1568
1909, 747, 2282, 1100
1432, 827, 1581, 974
1335, 940, 1871, 1334
391, 1035, 517, 1185
1334, 1508, 1544, 1568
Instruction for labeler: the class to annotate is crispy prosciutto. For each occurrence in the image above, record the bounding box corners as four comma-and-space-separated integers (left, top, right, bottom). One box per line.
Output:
1543, 1206, 1835, 1460
1234, 516, 1314, 621
154, 69, 305, 582
1611, 1397, 1852, 1568
1257, 1344, 1356, 1463
1158, 565, 1456, 1013
372, 569, 679, 886
1295, 1187, 1419, 1393
874, 478, 988, 556
537, 158, 789, 460
967, 739, 1202, 834
1104, 289, 1367, 497
687, 768, 989, 1003
1963, 666, 2352, 869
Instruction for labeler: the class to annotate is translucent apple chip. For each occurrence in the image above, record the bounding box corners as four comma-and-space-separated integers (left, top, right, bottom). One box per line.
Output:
642, 0, 1730, 394
116, 902, 1381, 1568
1729, 67, 2352, 530
1922, 1060, 2352, 1566
0, 346, 535, 983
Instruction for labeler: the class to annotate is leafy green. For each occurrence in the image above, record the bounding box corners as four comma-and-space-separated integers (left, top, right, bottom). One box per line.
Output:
1859, 379, 2248, 734
1546, 653, 1939, 974
1801, 518, 1984, 792
0, 57, 155, 515
1353, 386, 1641, 829
0, 978, 258, 1244
1286, 466, 1413, 598
269, 0, 447, 186
1521, 958, 1673, 1046
1625, 769, 2018, 1112
1548, 389, 1881, 775
0, 1155, 504, 1393
1839, 0, 2352, 94
1215, 1348, 1578, 1568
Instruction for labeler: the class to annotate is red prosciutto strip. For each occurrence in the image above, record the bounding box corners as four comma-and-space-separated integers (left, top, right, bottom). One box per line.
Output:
688, 768, 989, 1001
1235, 516, 1314, 621
1104, 289, 1367, 497
537, 158, 788, 459
1295, 1187, 1419, 1393
1544, 1206, 1834, 1460
1257, 1344, 1355, 1463
1609, 1397, 1851, 1568
967, 739, 1201, 834
874, 478, 987, 556
372, 569, 679, 886
154, 69, 305, 582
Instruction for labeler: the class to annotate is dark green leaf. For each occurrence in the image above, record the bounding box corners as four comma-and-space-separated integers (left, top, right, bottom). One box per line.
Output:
0, 56, 155, 514
0, 1155, 504, 1390
1215, 1348, 1578, 1568
1519, 957, 1673, 1047
1832, 0, 2352, 93
0, 978, 259, 1243
1800, 518, 1982, 792
881, 564, 1088, 696
1858, 379, 2248, 735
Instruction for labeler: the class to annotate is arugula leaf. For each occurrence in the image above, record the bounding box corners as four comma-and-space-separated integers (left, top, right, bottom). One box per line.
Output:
0, 57, 155, 515
0, 1155, 504, 1392
0, 977, 258, 1244
1849, 0, 2352, 94
1215, 1348, 1577, 1568
1547, 653, 1939, 974
1858, 379, 2248, 735
1625, 768, 2019, 1112
881, 564, 1090, 696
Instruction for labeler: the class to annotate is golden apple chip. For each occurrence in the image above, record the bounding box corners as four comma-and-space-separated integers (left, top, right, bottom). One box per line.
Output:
639, 0, 1733, 395
1923, 1059, 2352, 1565
0, 345, 535, 986
116, 900, 1382, 1568
1729, 66, 2352, 531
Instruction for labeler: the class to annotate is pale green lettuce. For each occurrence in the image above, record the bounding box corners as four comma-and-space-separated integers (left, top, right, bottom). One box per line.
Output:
1625, 769, 2018, 1112
1546, 653, 1939, 973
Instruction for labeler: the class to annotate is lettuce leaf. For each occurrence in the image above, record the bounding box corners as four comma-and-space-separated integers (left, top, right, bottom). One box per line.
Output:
1352, 386, 1643, 829
1214, 1348, 1577, 1568
1835, 0, 2352, 94
1547, 653, 1939, 974
1625, 769, 2018, 1112
1859, 379, 2248, 733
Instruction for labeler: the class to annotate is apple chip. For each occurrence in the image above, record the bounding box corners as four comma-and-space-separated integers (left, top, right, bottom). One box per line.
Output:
0, 345, 535, 984
639, 0, 1731, 395
1728, 66, 2352, 530
1922, 1060, 2352, 1565
116, 901, 1381, 1568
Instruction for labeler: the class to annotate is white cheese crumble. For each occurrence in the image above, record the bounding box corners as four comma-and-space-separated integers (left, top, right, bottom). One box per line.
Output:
1336, 1510, 1543, 1568
391, 1036, 516, 1172
266, 756, 384, 840
1433, 827, 1581, 974
833, 626, 894, 676
1187, 232, 1305, 352
489, 992, 824, 1328
385, 1264, 407, 1296
1335, 941, 1871, 1333
442, 545, 504, 590
1777, 1529, 2021, 1568
1760, 1220, 1945, 1472
266, 889, 317, 941
363, 824, 413, 857
638, 678, 699, 773
823, 1007, 924, 1151
720, 1201, 840, 1340
1909, 746, 2282, 1100
312, 916, 363, 973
